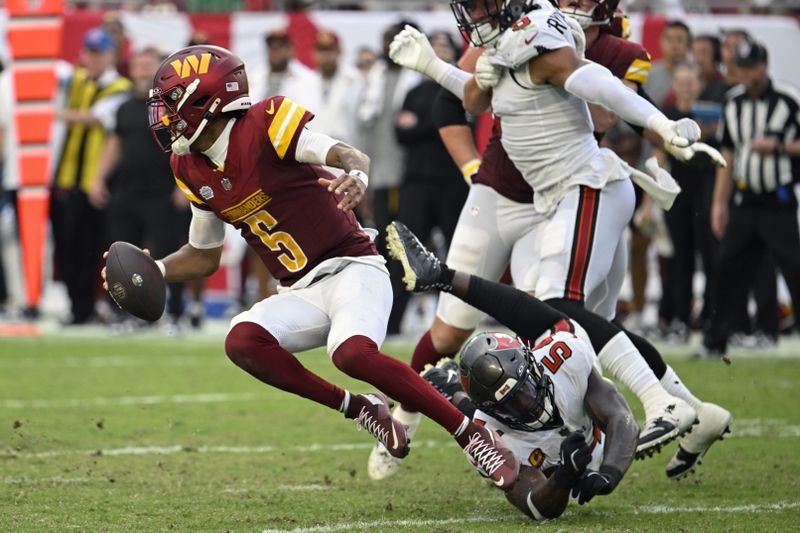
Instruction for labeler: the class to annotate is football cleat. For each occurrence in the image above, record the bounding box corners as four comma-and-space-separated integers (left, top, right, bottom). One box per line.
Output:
386, 221, 451, 292
636, 398, 697, 460
421, 358, 464, 401
666, 402, 733, 480
350, 393, 410, 459
457, 422, 519, 491
367, 407, 422, 481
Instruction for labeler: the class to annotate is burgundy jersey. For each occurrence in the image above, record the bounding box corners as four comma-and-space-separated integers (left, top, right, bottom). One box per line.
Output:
472, 118, 534, 204
586, 33, 651, 87
171, 96, 377, 286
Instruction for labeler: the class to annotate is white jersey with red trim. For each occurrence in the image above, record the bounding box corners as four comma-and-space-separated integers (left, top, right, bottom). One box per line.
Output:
474, 331, 604, 472
488, 1, 627, 216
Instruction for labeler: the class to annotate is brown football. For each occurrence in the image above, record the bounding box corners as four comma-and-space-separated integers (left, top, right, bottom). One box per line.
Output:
105, 241, 166, 322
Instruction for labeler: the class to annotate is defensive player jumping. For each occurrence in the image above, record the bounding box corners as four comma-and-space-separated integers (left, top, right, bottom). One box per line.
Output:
101, 45, 519, 490
387, 220, 639, 520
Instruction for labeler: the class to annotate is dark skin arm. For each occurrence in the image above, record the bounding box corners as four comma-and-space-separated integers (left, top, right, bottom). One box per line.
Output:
101, 244, 222, 287
504, 368, 637, 520
317, 142, 371, 212
505, 465, 570, 520
583, 368, 638, 475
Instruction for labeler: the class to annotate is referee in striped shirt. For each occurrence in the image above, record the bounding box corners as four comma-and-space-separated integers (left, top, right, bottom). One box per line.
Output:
701, 40, 800, 356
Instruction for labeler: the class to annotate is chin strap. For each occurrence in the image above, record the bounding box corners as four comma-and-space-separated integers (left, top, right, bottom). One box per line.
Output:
172, 97, 221, 156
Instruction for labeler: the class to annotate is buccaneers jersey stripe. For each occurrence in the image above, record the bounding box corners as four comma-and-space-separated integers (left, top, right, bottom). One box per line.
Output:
268, 98, 307, 159
174, 176, 205, 205
624, 58, 652, 85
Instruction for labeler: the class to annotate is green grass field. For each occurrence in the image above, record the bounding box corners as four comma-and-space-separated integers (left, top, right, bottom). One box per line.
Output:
1, 333, 799, 532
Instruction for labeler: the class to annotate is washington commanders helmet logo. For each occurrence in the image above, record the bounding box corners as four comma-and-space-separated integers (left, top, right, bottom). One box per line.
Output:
170, 53, 212, 79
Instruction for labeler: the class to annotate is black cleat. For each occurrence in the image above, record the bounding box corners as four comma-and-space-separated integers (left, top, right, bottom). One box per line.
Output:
385, 221, 451, 292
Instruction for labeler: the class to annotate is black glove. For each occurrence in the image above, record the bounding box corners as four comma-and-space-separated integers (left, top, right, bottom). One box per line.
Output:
420, 358, 463, 402
572, 465, 623, 505
552, 431, 592, 489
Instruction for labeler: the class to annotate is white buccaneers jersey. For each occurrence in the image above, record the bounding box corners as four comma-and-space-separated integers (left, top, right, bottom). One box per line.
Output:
489, 1, 626, 215
474, 331, 604, 472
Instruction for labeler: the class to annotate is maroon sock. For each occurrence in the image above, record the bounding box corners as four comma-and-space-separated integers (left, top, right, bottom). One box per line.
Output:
402, 330, 457, 413
332, 335, 465, 434
225, 322, 346, 411
410, 330, 455, 372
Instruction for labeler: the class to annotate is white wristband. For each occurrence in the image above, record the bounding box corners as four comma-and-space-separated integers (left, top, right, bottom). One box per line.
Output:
349, 169, 369, 188
155, 260, 166, 278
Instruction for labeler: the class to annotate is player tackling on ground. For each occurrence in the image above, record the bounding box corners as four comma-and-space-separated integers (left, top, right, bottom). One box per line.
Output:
387, 220, 639, 519
101, 45, 519, 490
370, 0, 730, 481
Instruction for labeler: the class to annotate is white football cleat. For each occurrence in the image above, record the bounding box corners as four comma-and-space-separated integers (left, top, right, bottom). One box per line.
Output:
666, 402, 732, 480
637, 397, 697, 460
367, 407, 422, 481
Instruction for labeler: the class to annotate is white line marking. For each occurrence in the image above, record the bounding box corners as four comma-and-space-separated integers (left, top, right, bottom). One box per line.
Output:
261, 502, 800, 532
632, 502, 800, 514
262, 516, 508, 533
0, 355, 228, 369
3, 418, 799, 459
1, 439, 455, 459
223, 484, 330, 495
3, 476, 89, 485
0, 392, 265, 409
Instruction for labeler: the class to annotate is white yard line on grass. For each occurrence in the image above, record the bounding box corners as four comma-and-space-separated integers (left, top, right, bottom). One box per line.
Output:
1, 440, 455, 459
0, 355, 228, 369
0, 392, 266, 409
3, 418, 799, 459
261, 502, 800, 533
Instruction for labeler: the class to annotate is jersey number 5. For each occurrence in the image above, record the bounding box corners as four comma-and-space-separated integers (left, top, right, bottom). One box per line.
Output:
243, 210, 308, 272
541, 340, 573, 374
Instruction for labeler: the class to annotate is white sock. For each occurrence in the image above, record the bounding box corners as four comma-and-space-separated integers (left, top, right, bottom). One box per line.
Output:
597, 332, 671, 419
339, 390, 351, 414
392, 406, 423, 439
660, 366, 703, 410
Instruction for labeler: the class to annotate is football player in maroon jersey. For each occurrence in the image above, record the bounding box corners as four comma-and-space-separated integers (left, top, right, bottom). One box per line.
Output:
101, 45, 520, 491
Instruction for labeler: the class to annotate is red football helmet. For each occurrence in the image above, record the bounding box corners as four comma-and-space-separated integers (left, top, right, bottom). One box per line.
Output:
147, 45, 251, 154
559, 0, 620, 30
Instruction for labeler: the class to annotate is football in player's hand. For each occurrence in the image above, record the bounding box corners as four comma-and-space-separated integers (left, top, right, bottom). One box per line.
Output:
105, 241, 166, 322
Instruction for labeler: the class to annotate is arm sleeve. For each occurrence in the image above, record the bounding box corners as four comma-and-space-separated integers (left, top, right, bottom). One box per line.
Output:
564, 62, 663, 130
188, 203, 226, 250
433, 88, 469, 129
294, 127, 339, 166
459, 275, 568, 342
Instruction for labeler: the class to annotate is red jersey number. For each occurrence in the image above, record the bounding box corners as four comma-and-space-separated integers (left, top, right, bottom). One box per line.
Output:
243, 210, 308, 272
539, 339, 573, 374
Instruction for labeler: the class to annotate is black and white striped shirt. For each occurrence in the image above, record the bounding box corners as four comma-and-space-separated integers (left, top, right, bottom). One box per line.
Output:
718, 80, 800, 194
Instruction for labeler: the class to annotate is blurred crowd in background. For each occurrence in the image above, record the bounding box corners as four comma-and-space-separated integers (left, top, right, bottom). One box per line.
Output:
56, 0, 800, 16
0, 2, 797, 348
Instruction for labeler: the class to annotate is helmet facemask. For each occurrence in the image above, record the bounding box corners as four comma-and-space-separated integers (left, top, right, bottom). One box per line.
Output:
560, 0, 617, 30
450, 0, 505, 47
482, 355, 557, 432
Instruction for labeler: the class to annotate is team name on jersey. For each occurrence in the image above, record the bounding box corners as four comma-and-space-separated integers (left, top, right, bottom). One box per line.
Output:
220, 190, 272, 223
